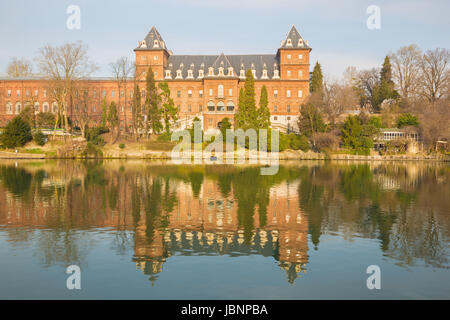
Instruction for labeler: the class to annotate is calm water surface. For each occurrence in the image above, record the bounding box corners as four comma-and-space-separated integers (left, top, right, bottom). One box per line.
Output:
0, 160, 449, 299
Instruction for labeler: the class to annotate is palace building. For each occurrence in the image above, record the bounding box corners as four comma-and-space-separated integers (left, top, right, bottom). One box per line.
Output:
0, 25, 311, 133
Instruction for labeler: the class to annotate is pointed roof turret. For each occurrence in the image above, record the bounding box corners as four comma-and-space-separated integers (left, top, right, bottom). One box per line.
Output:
279, 25, 311, 50
135, 26, 169, 51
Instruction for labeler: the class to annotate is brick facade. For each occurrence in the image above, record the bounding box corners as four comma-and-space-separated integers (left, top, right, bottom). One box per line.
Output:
0, 26, 311, 133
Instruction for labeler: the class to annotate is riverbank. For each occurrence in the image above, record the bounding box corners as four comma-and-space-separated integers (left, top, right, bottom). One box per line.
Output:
0, 148, 449, 161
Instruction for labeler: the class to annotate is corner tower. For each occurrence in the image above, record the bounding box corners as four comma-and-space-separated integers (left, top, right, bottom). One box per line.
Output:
134, 26, 171, 81
277, 25, 311, 83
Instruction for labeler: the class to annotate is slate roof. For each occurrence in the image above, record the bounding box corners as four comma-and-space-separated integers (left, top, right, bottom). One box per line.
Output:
135, 26, 169, 51
165, 54, 279, 79
279, 25, 311, 50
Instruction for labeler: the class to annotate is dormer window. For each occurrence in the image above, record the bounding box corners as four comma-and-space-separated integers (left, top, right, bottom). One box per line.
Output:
187, 69, 194, 79
239, 70, 245, 78
180, 63, 184, 68
208, 67, 214, 76
176, 70, 182, 79
218, 67, 224, 76
298, 39, 304, 46
273, 70, 280, 79
165, 70, 172, 79
153, 40, 159, 47
198, 69, 204, 78
261, 69, 268, 79
286, 38, 292, 47
169, 63, 173, 68
228, 67, 234, 76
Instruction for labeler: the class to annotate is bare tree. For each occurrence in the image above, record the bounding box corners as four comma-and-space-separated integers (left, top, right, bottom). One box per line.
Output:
419, 48, 449, 103
353, 68, 379, 110
6, 57, 33, 77
72, 81, 96, 138
110, 57, 134, 136
322, 80, 358, 127
36, 41, 98, 139
390, 44, 422, 102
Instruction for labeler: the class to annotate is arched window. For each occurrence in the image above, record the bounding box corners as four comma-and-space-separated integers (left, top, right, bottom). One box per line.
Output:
207, 101, 215, 112
217, 101, 225, 112
52, 102, 58, 113
34, 102, 40, 113
218, 85, 224, 98
226, 101, 235, 112
15, 102, 21, 114
6, 102, 12, 114
43, 102, 49, 112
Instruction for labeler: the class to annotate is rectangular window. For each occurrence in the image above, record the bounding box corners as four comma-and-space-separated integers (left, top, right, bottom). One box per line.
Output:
177, 90, 181, 97
274, 105, 278, 112
7, 90, 11, 97
26, 90, 30, 97
287, 54, 291, 59
287, 105, 291, 112
188, 105, 191, 112
274, 90, 278, 98
120, 90, 124, 97
93, 105, 97, 112
209, 88, 213, 96
287, 90, 291, 97
228, 88, 232, 96
298, 90, 303, 98
199, 105, 203, 112
43, 90, 47, 97
17, 90, 20, 97
298, 70, 303, 78
111, 90, 115, 98
208, 118, 212, 124
93, 90, 97, 98
298, 54, 303, 59
188, 90, 192, 97
199, 90, 203, 97
102, 90, 106, 97
34, 90, 38, 96
287, 70, 291, 77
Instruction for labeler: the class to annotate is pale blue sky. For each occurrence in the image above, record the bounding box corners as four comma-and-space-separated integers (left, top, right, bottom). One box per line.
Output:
1, 0, 449, 79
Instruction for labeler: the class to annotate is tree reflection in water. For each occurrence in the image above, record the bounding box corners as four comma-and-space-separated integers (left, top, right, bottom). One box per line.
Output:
0, 160, 449, 284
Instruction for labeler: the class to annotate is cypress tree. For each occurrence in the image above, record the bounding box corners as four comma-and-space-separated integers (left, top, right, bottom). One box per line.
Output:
145, 66, 162, 135
310, 62, 323, 93
132, 83, 142, 140
101, 97, 108, 128
258, 85, 270, 129
235, 70, 259, 130
108, 101, 119, 143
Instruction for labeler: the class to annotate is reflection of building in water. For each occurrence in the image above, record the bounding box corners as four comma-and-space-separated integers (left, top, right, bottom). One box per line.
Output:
133, 179, 308, 284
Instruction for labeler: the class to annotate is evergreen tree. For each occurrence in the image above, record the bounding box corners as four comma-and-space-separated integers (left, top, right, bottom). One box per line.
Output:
107, 101, 119, 143
132, 83, 142, 140
0, 116, 32, 148
145, 66, 162, 136
310, 62, 323, 93
158, 81, 178, 134
372, 56, 399, 111
297, 102, 326, 137
235, 70, 259, 129
257, 85, 270, 129
219, 117, 232, 138
101, 97, 108, 128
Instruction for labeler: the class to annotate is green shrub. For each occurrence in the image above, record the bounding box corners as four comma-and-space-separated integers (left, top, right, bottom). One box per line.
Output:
157, 132, 172, 142
0, 117, 32, 148
290, 134, 310, 151
85, 126, 108, 146
397, 113, 419, 128
119, 143, 125, 149
33, 131, 46, 146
